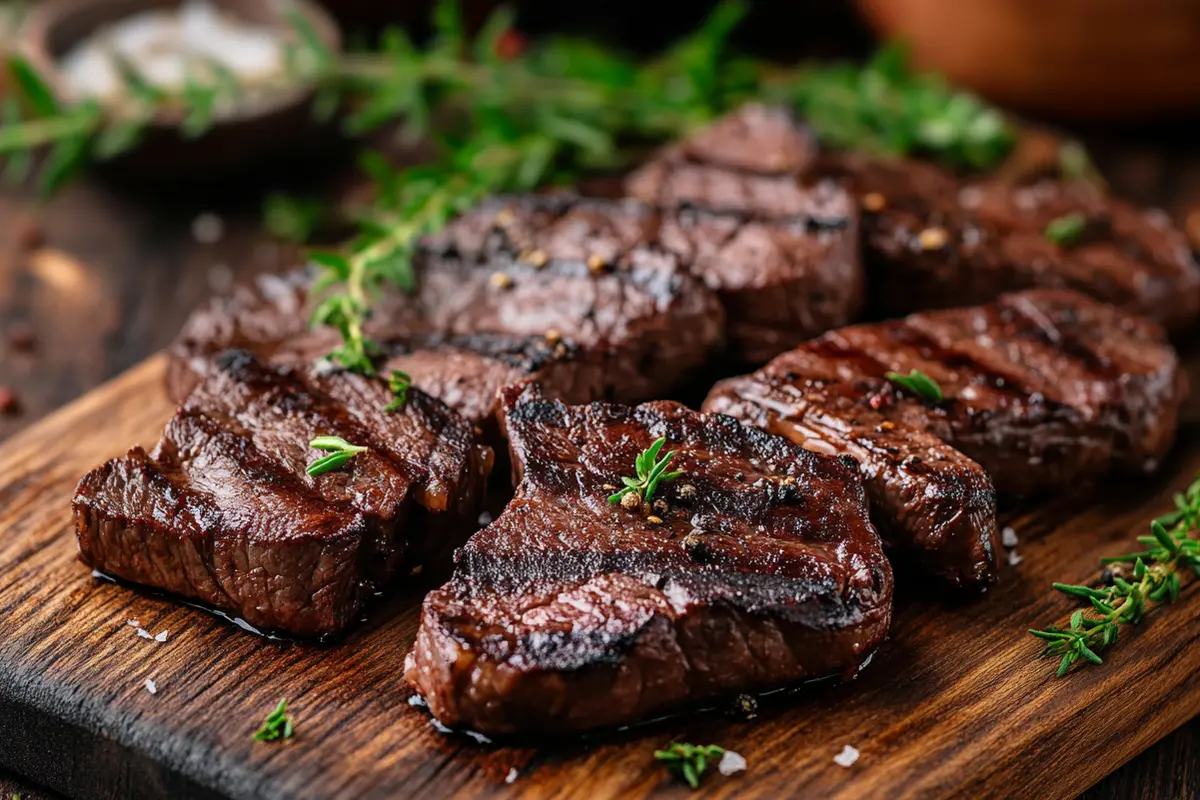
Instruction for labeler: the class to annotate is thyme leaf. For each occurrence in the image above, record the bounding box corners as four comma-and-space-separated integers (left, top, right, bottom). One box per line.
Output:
655, 742, 725, 789
1044, 211, 1087, 247
885, 369, 944, 403
609, 436, 684, 505
306, 435, 369, 476
384, 369, 412, 413
252, 698, 295, 742
1029, 473, 1200, 676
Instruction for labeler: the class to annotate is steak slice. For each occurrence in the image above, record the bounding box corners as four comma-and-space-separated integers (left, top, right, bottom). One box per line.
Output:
167, 206, 724, 435
623, 105, 862, 362
407, 385, 893, 734
705, 289, 1186, 587
816, 151, 1200, 333
75, 350, 492, 636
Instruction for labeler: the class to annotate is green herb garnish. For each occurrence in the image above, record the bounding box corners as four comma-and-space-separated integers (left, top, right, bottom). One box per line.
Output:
306, 435, 369, 476
885, 369, 944, 403
1044, 212, 1087, 247
655, 743, 725, 789
786, 42, 1015, 171
384, 370, 412, 413
252, 699, 295, 742
609, 437, 684, 506
1030, 473, 1200, 676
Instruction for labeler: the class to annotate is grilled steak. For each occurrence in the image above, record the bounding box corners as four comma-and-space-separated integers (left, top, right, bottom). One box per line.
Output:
167, 207, 724, 436
706, 289, 1186, 587
815, 151, 1200, 333
75, 350, 492, 636
407, 385, 893, 734
624, 105, 862, 362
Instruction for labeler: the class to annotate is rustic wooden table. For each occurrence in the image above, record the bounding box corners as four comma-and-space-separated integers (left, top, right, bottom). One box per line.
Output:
0, 124, 1198, 799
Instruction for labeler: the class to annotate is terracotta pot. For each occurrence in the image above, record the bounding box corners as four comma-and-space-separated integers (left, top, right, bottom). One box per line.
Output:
20, 0, 343, 178
858, 0, 1200, 120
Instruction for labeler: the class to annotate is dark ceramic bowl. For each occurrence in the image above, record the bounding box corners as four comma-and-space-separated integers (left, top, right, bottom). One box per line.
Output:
20, 0, 343, 178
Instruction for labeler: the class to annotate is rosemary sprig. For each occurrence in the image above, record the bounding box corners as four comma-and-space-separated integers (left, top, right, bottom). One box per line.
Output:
609, 437, 684, 506
306, 435, 369, 476
655, 742, 725, 789
252, 698, 295, 742
384, 369, 412, 413
1043, 212, 1086, 247
885, 369, 944, 403
1029, 473, 1200, 676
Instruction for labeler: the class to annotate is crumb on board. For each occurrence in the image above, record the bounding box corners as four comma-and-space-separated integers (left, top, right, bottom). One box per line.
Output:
834, 745, 860, 768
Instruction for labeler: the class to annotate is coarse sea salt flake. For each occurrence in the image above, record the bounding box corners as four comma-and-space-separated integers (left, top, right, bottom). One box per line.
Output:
155, 630, 169, 642
127, 619, 140, 628
145, 678, 157, 694
1001, 526, 1019, 548
718, 750, 747, 776
136, 628, 153, 640
833, 745, 859, 768
1008, 549, 1024, 566
505, 768, 519, 784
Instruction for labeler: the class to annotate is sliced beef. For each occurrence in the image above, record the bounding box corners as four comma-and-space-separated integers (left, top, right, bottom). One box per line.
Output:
815, 151, 1200, 333
407, 385, 893, 734
75, 350, 492, 636
623, 105, 862, 361
706, 289, 1186, 587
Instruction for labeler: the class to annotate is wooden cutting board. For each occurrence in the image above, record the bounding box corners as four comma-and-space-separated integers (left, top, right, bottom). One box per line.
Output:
0, 354, 1197, 800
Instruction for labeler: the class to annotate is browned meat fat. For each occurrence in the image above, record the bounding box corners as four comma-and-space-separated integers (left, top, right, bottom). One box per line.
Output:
407, 385, 892, 734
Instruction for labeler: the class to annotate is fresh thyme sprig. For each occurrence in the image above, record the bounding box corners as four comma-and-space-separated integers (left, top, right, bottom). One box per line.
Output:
306, 435, 369, 476
609, 437, 684, 506
655, 742, 725, 789
885, 369, 944, 403
781, 42, 1015, 171
252, 698, 295, 742
1029, 473, 1200, 676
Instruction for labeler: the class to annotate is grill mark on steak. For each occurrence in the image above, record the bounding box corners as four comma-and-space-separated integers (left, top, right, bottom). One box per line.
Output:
705, 289, 1186, 587
166, 205, 725, 440
74, 351, 491, 637
407, 384, 892, 734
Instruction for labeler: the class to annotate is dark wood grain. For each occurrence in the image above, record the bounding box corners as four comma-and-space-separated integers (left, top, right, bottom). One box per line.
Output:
0, 351, 1197, 800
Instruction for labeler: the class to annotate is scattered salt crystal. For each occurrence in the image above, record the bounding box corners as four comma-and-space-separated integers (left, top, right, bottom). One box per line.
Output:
136, 628, 153, 640
407, 694, 427, 708
477, 511, 493, 526
145, 678, 158, 695
833, 745, 859, 768
1001, 526, 1019, 548
718, 750, 747, 776
154, 630, 169, 642
1008, 549, 1024, 567
464, 730, 492, 744
505, 768, 519, 784
127, 619, 140, 628
192, 213, 224, 244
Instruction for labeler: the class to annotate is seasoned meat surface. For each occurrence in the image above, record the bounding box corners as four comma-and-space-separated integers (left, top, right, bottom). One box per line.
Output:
817, 151, 1200, 333
75, 350, 491, 636
706, 289, 1186, 587
167, 199, 725, 435
408, 385, 892, 734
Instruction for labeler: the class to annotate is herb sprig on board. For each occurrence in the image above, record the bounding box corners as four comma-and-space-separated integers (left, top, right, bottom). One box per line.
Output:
1029, 473, 1200, 676
252, 698, 295, 742
655, 742, 725, 789
2, 0, 1021, 373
